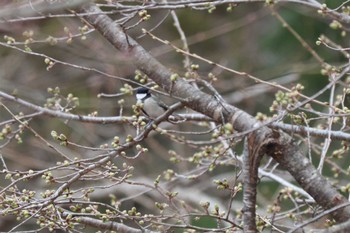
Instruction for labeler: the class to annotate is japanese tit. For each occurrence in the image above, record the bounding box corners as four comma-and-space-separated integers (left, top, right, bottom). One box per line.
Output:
136, 87, 169, 120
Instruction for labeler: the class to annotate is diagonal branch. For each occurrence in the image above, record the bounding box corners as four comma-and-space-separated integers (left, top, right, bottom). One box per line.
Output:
79, 2, 350, 226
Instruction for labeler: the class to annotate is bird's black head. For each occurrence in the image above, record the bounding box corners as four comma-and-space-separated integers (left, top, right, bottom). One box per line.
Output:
136, 87, 150, 94
136, 87, 151, 100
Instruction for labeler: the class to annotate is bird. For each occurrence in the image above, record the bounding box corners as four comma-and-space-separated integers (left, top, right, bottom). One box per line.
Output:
136, 87, 169, 120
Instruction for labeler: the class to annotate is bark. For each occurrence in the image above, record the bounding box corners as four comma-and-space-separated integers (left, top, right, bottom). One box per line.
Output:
271, 131, 350, 222
76, 215, 154, 233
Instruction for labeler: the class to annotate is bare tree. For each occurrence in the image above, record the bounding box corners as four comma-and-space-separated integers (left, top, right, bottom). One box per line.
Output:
1, 0, 350, 232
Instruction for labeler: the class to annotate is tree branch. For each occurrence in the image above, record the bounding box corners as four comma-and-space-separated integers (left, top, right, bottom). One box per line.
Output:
74, 215, 154, 233
0, 90, 207, 124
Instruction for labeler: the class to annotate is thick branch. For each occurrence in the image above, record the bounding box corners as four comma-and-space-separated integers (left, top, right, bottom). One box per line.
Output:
75, 215, 154, 233
243, 129, 278, 232
271, 131, 350, 222
242, 138, 259, 232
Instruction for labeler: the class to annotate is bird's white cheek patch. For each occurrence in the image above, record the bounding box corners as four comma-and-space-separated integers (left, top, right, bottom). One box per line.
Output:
136, 93, 147, 100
